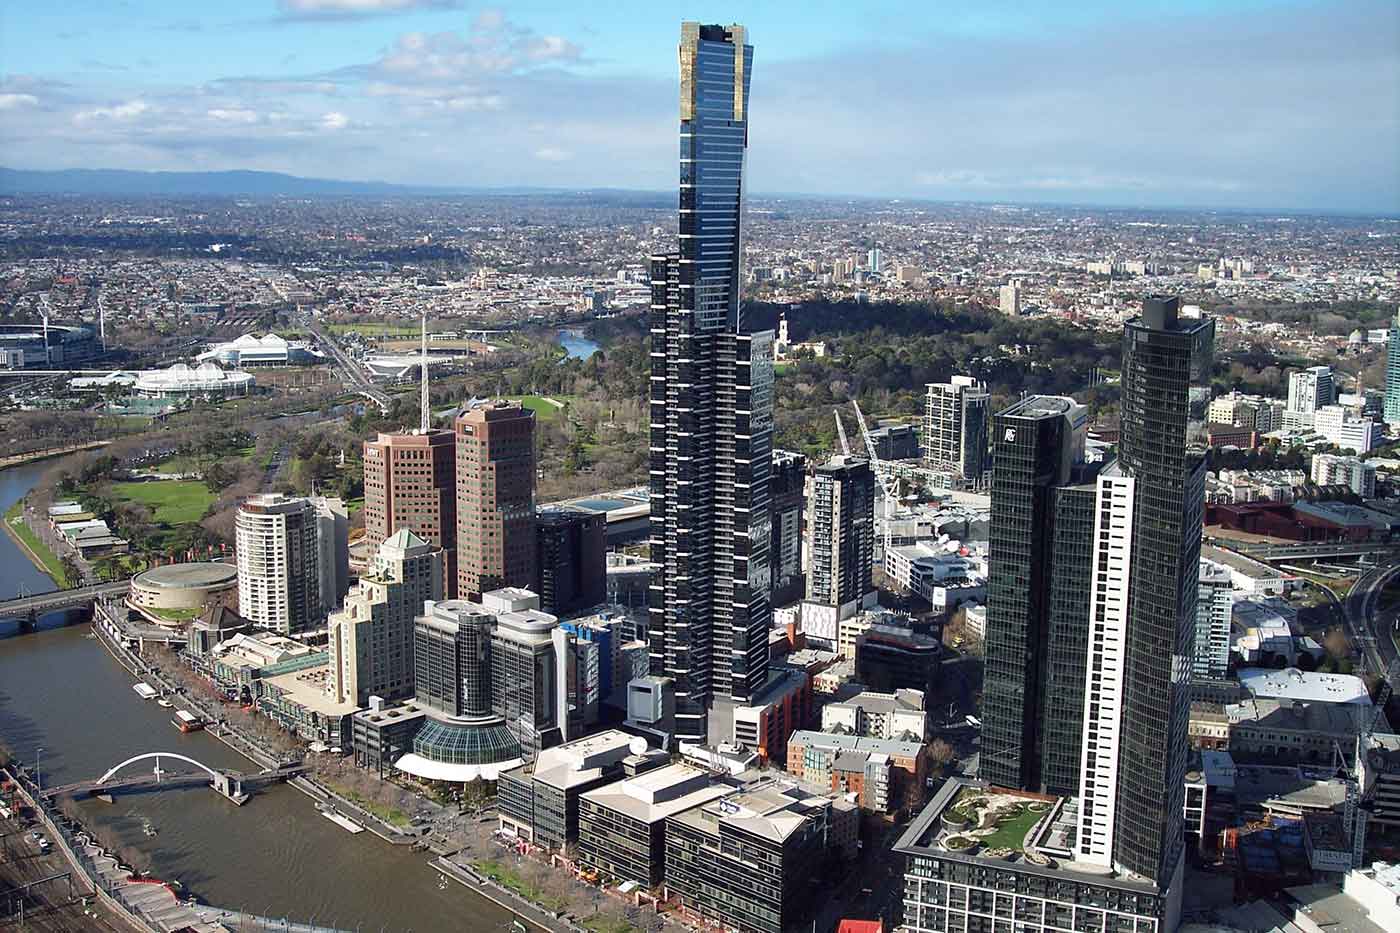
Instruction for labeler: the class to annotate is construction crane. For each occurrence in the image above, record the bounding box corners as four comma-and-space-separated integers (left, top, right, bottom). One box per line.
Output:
834, 409, 851, 457
851, 400, 899, 560
1344, 654, 1400, 866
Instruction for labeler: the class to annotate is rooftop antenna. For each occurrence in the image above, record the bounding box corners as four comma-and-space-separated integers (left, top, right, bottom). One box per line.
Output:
419, 312, 430, 433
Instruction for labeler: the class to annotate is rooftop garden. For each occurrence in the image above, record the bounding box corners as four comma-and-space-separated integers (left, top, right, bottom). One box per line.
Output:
941, 788, 1055, 856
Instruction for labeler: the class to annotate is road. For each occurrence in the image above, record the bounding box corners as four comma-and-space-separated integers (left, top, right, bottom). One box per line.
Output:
0, 580, 127, 619
1343, 562, 1400, 677
304, 322, 390, 410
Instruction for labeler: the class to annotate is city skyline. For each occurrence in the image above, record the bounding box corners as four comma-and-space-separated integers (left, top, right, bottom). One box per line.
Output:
1, 1, 1396, 212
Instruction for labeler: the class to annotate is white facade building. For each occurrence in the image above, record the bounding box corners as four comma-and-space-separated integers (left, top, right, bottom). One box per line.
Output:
1287, 365, 1336, 415
1077, 467, 1135, 867
923, 376, 991, 483
1313, 406, 1384, 455
1195, 561, 1234, 679
1312, 453, 1378, 496
236, 494, 325, 634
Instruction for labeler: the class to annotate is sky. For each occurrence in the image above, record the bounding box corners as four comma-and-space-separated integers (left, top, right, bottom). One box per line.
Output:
1, 0, 1397, 212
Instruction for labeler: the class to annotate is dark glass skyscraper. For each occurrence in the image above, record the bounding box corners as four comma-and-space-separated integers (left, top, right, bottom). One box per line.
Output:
980, 396, 1094, 795
1111, 296, 1214, 886
648, 23, 774, 743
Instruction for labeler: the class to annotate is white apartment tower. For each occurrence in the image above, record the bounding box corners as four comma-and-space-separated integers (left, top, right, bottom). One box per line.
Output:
1077, 468, 1135, 866
236, 493, 325, 634
998, 280, 1022, 315
923, 375, 990, 484
1286, 365, 1336, 424
1194, 561, 1234, 679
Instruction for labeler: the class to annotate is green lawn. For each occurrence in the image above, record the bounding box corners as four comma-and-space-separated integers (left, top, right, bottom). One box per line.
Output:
4, 500, 72, 586
980, 803, 1046, 851
512, 395, 569, 421
326, 322, 418, 337
110, 480, 216, 525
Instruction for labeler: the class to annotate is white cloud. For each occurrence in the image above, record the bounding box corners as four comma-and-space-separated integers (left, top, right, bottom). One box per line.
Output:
0, 94, 39, 110
278, 0, 461, 17
533, 146, 572, 162
73, 100, 150, 123
207, 108, 258, 124
319, 111, 349, 130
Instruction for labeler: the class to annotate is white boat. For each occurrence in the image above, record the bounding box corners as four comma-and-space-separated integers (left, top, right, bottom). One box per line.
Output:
157, 699, 174, 709
132, 683, 158, 700
320, 810, 365, 834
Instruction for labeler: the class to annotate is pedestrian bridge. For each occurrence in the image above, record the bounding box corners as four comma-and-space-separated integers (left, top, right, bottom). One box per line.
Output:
42, 751, 305, 805
0, 580, 128, 619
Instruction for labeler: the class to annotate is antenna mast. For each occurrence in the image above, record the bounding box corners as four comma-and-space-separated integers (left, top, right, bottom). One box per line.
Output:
419, 312, 430, 433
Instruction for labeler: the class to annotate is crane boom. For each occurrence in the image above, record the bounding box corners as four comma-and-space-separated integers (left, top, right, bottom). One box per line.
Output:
834, 409, 851, 457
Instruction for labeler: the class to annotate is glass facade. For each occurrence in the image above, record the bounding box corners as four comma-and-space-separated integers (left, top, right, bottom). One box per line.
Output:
981, 398, 1091, 795
412, 716, 521, 766
649, 23, 772, 742
1114, 297, 1214, 885
1040, 482, 1095, 795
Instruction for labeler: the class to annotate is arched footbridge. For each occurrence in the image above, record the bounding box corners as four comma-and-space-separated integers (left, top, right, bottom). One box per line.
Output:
41, 751, 305, 804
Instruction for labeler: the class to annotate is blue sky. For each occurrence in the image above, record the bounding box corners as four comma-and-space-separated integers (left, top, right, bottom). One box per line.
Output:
1, 0, 1396, 211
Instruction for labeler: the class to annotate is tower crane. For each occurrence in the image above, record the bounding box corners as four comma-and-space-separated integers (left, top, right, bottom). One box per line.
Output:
834, 409, 851, 457
851, 400, 899, 560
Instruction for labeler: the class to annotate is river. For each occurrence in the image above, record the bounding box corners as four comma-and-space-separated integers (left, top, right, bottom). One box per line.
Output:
558, 330, 600, 361
0, 461, 515, 932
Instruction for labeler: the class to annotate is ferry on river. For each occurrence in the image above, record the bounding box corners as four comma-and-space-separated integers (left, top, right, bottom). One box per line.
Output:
172, 710, 205, 733
132, 682, 158, 700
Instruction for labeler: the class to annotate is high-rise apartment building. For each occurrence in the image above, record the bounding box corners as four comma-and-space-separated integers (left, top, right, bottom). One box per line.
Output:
770, 450, 807, 608
804, 455, 875, 616
867, 247, 883, 273
312, 495, 349, 611
456, 401, 537, 600
1284, 365, 1335, 430
1078, 297, 1213, 888
328, 529, 444, 706
998, 280, 1022, 315
1386, 310, 1400, 424
980, 395, 1097, 797
648, 22, 775, 743
1194, 561, 1234, 680
923, 376, 989, 484
535, 508, 606, 617
236, 493, 325, 634
898, 299, 1212, 933
363, 428, 457, 596
1311, 452, 1378, 497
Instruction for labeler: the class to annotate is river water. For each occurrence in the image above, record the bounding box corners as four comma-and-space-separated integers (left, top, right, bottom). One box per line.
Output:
0, 461, 514, 932
558, 330, 600, 361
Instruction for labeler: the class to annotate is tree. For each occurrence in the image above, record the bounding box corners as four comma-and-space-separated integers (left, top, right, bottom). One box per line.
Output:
59, 553, 84, 589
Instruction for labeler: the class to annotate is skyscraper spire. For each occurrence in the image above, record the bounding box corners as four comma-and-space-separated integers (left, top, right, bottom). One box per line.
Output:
420, 312, 429, 434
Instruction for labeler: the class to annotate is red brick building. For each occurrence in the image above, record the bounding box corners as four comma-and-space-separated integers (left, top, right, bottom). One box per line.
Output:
363, 429, 457, 595
455, 401, 537, 600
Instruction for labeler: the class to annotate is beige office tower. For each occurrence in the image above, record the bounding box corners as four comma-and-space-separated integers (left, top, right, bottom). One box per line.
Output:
455, 401, 537, 600
363, 428, 457, 596
327, 529, 444, 706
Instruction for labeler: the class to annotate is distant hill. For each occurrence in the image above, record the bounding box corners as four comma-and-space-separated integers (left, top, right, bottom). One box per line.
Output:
0, 167, 458, 197
0, 167, 673, 205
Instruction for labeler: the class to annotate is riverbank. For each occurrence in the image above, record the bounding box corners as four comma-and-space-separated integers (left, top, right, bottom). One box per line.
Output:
2, 765, 158, 932
0, 440, 110, 471
3, 498, 67, 586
